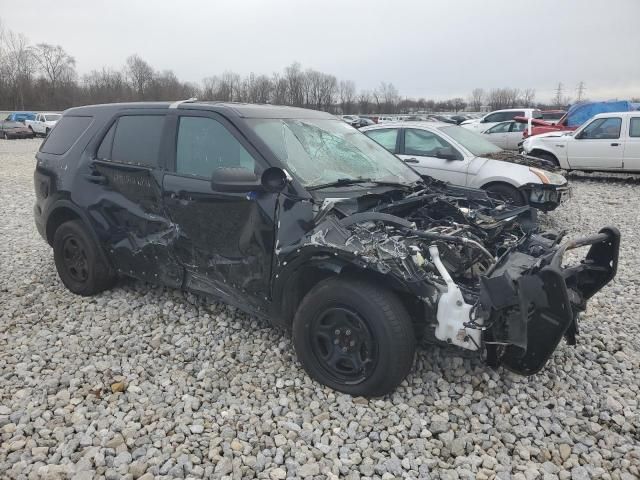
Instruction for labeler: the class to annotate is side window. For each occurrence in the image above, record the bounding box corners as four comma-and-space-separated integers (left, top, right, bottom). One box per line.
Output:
511, 122, 527, 132
579, 118, 622, 140
532, 110, 543, 119
176, 116, 256, 178
40, 116, 93, 155
96, 122, 117, 160
506, 111, 524, 120
364, 128, 398, 153
487, 122, 511, 134
484, 112, 502, 123
112, 115, 165, 166
629, 118, 640, 138
404, 129, 456, 157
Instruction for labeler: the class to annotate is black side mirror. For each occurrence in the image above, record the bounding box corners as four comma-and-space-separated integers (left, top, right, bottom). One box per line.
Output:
261, 167, 288, 193
211, 167, 260, 192
435, 147, 459, 161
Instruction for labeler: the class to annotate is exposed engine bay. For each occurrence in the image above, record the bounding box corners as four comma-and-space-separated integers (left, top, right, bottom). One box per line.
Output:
285, 180, 620, 375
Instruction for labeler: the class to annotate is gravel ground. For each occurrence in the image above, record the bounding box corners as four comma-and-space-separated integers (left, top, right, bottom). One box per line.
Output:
1, 138, 638, 480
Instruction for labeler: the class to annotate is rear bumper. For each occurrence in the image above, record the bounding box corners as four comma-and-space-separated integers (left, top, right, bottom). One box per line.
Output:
479, 227, 620, 375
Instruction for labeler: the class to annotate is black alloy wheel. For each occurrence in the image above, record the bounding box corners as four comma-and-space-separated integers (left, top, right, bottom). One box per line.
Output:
309, 306, 378, 385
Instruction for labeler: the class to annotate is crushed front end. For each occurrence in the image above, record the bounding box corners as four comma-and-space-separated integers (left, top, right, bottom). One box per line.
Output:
285, 183, 620, 376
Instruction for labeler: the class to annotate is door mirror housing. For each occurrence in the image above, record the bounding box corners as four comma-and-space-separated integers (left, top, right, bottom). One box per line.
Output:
211, 166, 290, 193
261, 167, 289, 193
211, 167, 261, 192
435, 146, 460, 161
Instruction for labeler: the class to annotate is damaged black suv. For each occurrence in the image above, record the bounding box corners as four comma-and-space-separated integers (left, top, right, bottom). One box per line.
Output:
34, 101, 620, 396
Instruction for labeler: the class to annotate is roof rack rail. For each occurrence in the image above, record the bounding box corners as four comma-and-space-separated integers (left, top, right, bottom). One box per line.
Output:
169, 98, 198, 109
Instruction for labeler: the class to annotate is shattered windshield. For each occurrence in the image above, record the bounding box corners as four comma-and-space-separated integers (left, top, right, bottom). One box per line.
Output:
440, 125, 503, 156
247, 118, 421, 187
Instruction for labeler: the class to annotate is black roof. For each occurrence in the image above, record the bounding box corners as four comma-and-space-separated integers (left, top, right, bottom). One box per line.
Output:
64, 101, 334, 120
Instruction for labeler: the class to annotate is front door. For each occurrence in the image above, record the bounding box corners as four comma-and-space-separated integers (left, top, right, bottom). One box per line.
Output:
624, 117, 640, 171
162, 112, 277, 312
483, 121, 511, 149
397, 128, 468, 186
568, 116, 624, 169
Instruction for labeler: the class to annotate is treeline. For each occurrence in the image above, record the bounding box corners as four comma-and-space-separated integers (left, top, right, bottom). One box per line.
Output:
1, 20, 553, 114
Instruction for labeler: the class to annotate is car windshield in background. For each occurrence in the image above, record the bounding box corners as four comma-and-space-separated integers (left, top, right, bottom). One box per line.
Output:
247, 118, 421, 188
439, 125, 503, 156
44, 114, 61, 121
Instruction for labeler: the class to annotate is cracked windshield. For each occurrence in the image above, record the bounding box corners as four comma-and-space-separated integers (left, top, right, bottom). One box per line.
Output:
248, 118, 420, 187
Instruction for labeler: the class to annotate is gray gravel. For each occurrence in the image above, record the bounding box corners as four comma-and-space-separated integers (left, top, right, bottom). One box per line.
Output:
1, 138, 639, 479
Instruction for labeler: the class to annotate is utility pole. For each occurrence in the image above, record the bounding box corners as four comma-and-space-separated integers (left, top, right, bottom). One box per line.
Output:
553, 82, 564, 108
576, 81, 586, 102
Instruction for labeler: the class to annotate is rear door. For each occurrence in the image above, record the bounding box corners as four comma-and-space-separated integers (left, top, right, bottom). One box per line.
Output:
482, 121, 511, 149
507, 121, 527, 150
567, 117, 624, 169
162, 111, 277, 312
623, 117, 640, 171
362, 128, 400, 154
86, 111, 183, 287
398, 128, 468, 185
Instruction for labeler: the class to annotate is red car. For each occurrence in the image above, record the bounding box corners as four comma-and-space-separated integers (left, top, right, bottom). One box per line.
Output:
0, 120, 36, 139
514, 111, 571, 138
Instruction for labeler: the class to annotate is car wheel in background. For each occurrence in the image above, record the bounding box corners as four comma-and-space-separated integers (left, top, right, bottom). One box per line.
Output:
45, 127, 50, 136
484, 183, 526, 206
53, 220, 116, 296
1, 131, 7, 140
293, 277, 416, 397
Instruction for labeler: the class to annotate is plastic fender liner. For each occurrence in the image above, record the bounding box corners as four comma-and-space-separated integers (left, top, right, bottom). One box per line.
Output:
500, 267, 574, 375
486, 226, 620, 375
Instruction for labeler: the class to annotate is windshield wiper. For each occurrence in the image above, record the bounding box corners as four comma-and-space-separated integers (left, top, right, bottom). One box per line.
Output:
308, 178, 414, 191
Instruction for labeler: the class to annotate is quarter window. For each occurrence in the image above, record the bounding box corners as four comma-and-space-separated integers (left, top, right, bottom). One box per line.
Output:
176, 116, 256, 178
404, 129, 458, 157
40, 116, 93, 155
579, 117, 622, 140
364, 128, 398, 153
629, 118, 640, 138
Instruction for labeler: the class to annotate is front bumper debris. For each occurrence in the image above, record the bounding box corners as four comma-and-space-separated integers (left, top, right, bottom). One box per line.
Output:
522, 183, 570, 212
479, 227, 620, 375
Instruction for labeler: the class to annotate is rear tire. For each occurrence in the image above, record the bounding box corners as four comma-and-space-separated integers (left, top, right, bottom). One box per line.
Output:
53, 220, 115, 296
293, 277, 416, 397
484, 183, 526, 206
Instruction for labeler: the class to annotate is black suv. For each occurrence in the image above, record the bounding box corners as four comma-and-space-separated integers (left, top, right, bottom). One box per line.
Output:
34, 101, 619, 396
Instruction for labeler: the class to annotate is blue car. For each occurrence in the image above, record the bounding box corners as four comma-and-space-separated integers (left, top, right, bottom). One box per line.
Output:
5, 112, 36, 123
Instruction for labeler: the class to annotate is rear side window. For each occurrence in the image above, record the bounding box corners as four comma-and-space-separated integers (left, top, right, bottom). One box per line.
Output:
630, 118, 640, 138
40, 116, 93, 155
97, 115, 165, 167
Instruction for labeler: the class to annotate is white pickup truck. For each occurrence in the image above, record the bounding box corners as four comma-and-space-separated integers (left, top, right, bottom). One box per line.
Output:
25, 112, 61, 137
522, 112, 640, 172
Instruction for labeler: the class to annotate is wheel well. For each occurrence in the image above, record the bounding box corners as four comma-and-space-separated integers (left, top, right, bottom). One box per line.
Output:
481, 181, 525, 199
278, 264, 427, 331
45, 207, 81, 246
528, 149, 559, 166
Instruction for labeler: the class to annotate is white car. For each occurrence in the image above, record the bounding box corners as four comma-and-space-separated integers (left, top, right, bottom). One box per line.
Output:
481, 120, 528, 150
341, 115, 359, 123
522, 111, 640, 172
377, 116, 395, 124
361, 122, 568, 211
461, 108, 542, 133
25, 112, 61, 136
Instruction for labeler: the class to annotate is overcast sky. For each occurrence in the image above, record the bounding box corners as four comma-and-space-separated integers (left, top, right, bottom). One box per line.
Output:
1, 0, 638, 102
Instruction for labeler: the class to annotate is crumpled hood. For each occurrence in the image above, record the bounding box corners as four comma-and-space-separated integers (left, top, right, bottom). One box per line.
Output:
480, 150, 561, 171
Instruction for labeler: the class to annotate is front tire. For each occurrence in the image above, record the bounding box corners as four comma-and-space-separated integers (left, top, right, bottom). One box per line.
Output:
484, 183, 525, 206
53, 220, 115, 296
293, 277, 416, 397
530, 150, 559, 168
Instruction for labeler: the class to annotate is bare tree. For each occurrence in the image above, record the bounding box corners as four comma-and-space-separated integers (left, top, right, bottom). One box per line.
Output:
338, 80, 356, 114
284, 62, 305, 107
520, 88, 536, 107
469, 88, 485, 111
2, 29, 36, 109
125, 55, 154, 99
271, 73, 288, 105
358, 90, 372, 114
451, 98, 467, 112
33, 44, 76, 90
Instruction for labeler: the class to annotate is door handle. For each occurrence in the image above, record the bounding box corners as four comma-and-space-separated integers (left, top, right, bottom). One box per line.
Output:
403, 158, 419, 163
83, 174, 107, 185
611, 143, 619, 146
